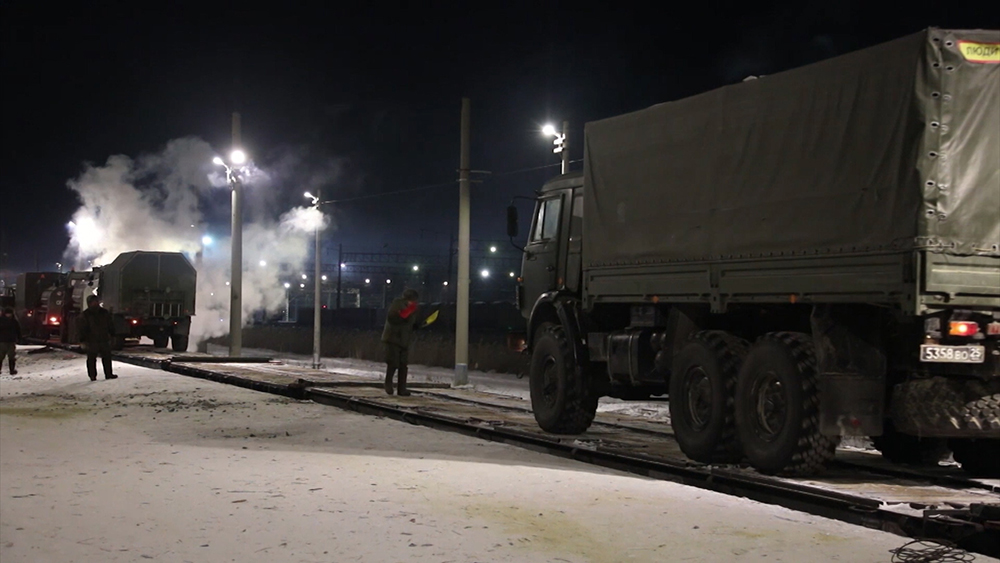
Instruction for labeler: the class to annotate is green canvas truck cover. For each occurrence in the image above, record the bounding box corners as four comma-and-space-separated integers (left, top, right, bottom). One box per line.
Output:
100, 251, 197, 316
582, 28, 1000, 268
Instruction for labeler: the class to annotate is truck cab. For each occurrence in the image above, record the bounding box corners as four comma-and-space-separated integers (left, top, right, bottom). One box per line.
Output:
516, 172, 584, 328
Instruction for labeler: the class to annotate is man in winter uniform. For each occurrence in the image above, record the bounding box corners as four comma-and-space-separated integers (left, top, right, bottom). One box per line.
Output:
382, 288, 420, 396
0, 307, 21, 375
77, 295, 117, 381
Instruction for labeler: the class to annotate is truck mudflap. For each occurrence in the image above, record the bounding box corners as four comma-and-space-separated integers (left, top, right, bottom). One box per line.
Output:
889, 377, 1000, 438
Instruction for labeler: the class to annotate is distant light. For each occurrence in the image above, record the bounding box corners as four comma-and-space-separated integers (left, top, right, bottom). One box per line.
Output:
300, 283, 305, 288
480, 269, 490, 278
210, 292, 214, 296
340, 263, 346, 269
302, 274, 308, 280
542, 124, 557, 137
284, 282, 291, 289
259, 260, 267, 267
412, 265, 419, 271
490, 246, 497, 253
213, 156, 224, 166
443, 281, 449, 286
386, 279, 392, 284
230, 150, 246, 165
304, 191, 314, 200
202, 235, 213, 246
322, 275, 328, 281
225, 282, 230, 286
190, 224, 195, 228
509, 271, 515, 277
365, 278, 371, 284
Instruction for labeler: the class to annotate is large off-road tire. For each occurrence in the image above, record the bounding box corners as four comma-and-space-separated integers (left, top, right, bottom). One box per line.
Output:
871, 421, 950, 466
529, 325, 598, 434
669, 331, 748, 464
735, 332, 839, 476
153, 335, 169, 349
171, 335, 189, 352
949, 439, 1000, 477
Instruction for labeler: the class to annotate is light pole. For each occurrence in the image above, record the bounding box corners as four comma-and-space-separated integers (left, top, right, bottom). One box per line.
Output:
543, 121, 569, 174
213, 144, 247, 358
305, 190, 322, 369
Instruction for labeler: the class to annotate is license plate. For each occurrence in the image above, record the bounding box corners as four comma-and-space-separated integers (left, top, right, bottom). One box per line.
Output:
920, 345, 985, 363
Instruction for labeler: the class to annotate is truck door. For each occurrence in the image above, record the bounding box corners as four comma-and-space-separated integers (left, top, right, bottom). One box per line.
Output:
522, 193, 564, 314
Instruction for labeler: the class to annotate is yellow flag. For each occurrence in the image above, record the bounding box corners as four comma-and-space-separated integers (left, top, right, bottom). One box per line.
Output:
423, 310, 439, 326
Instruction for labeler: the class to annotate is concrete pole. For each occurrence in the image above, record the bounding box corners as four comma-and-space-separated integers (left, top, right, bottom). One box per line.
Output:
312, 188, 322, 369
454, 98, 471, 387
561, 120, 569, 174
336, 243, 343, 309
229, 112, 243, 358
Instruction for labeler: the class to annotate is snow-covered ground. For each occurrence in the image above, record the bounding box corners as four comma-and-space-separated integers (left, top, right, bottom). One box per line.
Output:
1, 346, 981, 563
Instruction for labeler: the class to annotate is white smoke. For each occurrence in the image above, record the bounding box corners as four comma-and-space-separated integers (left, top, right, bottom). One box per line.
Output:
64, 137, 332, 348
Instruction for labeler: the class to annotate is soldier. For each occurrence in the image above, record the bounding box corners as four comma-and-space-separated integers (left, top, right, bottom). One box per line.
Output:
77, 295, 117, 381
0, 307, 21, 375
381, 288, 421, 396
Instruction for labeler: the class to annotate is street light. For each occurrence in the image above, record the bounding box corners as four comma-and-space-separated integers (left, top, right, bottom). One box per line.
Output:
480, 269, 490, 278
305, 190, 322, 369
542, 121, 570, 174
212, 142, 248, 357
489, 246, 497, 253
259, 260, 267, 267
202, 235, 213, 246
412, 265, 419, 272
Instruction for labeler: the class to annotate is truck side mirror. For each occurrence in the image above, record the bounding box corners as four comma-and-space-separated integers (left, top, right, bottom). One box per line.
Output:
506, 205, 519, 238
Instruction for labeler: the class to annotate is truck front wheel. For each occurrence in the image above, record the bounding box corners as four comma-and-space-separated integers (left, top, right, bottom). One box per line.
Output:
529, 325, 597, 434
669, 331, 747, 464
735, 332, 838, 475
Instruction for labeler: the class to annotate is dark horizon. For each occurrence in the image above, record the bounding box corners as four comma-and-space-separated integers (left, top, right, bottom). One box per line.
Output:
3, 3, 999, 279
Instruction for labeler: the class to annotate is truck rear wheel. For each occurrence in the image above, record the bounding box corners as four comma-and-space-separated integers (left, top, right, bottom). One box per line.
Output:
669, 331, 747, 464
529, 325, 597, 434
153, 336, 169, 349
735, 332, 838, 475
949, 439, 1000, 477
171, 335, 189, 352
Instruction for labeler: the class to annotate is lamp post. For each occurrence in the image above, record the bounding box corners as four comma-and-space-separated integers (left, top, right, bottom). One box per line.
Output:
213, 144, 247, 358
304, 190, 322, 369
543, 121, 569, 174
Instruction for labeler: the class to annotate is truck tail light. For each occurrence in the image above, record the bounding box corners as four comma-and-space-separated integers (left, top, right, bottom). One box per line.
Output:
949, 321, 979, 336
131, 319, 139, 325
49, 316, 60, 325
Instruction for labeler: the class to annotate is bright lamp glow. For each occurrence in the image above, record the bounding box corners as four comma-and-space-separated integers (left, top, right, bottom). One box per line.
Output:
480, 269, 490, 278
284, 282, 291, 289
213, 157, 224, 166
304, 191, 314, 199
322, 275, 328, 281
509, 272, 515, 277
230, 150, 246, 164
412, 265, 419, 271
259, 260, 267, 267
542, 124, 557, 137
202, 235, 213, 246
386, 279, 392, 284
490, 246, 497, 253
302, 274, 308, 280
365, 278, 371, 284
443, 281, 449, 286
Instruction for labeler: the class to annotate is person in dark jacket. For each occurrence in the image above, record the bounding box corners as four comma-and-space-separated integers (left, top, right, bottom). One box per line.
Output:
0, 307, 21, 375
381, 288, 421, 396
77, 295, 117, 381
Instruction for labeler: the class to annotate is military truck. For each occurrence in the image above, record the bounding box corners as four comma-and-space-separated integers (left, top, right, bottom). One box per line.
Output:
508, 28, 1000, 476
98, 251, 196, 351
14, 272, 66, 339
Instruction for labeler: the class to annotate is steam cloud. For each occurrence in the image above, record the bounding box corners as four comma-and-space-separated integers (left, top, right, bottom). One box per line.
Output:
64, 137, 331, 348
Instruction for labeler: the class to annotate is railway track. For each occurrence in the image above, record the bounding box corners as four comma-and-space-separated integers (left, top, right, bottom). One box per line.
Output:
30, 341, 1000, 557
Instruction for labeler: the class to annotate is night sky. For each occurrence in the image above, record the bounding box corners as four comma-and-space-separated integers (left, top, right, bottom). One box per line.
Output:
2, 2, 999, 279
